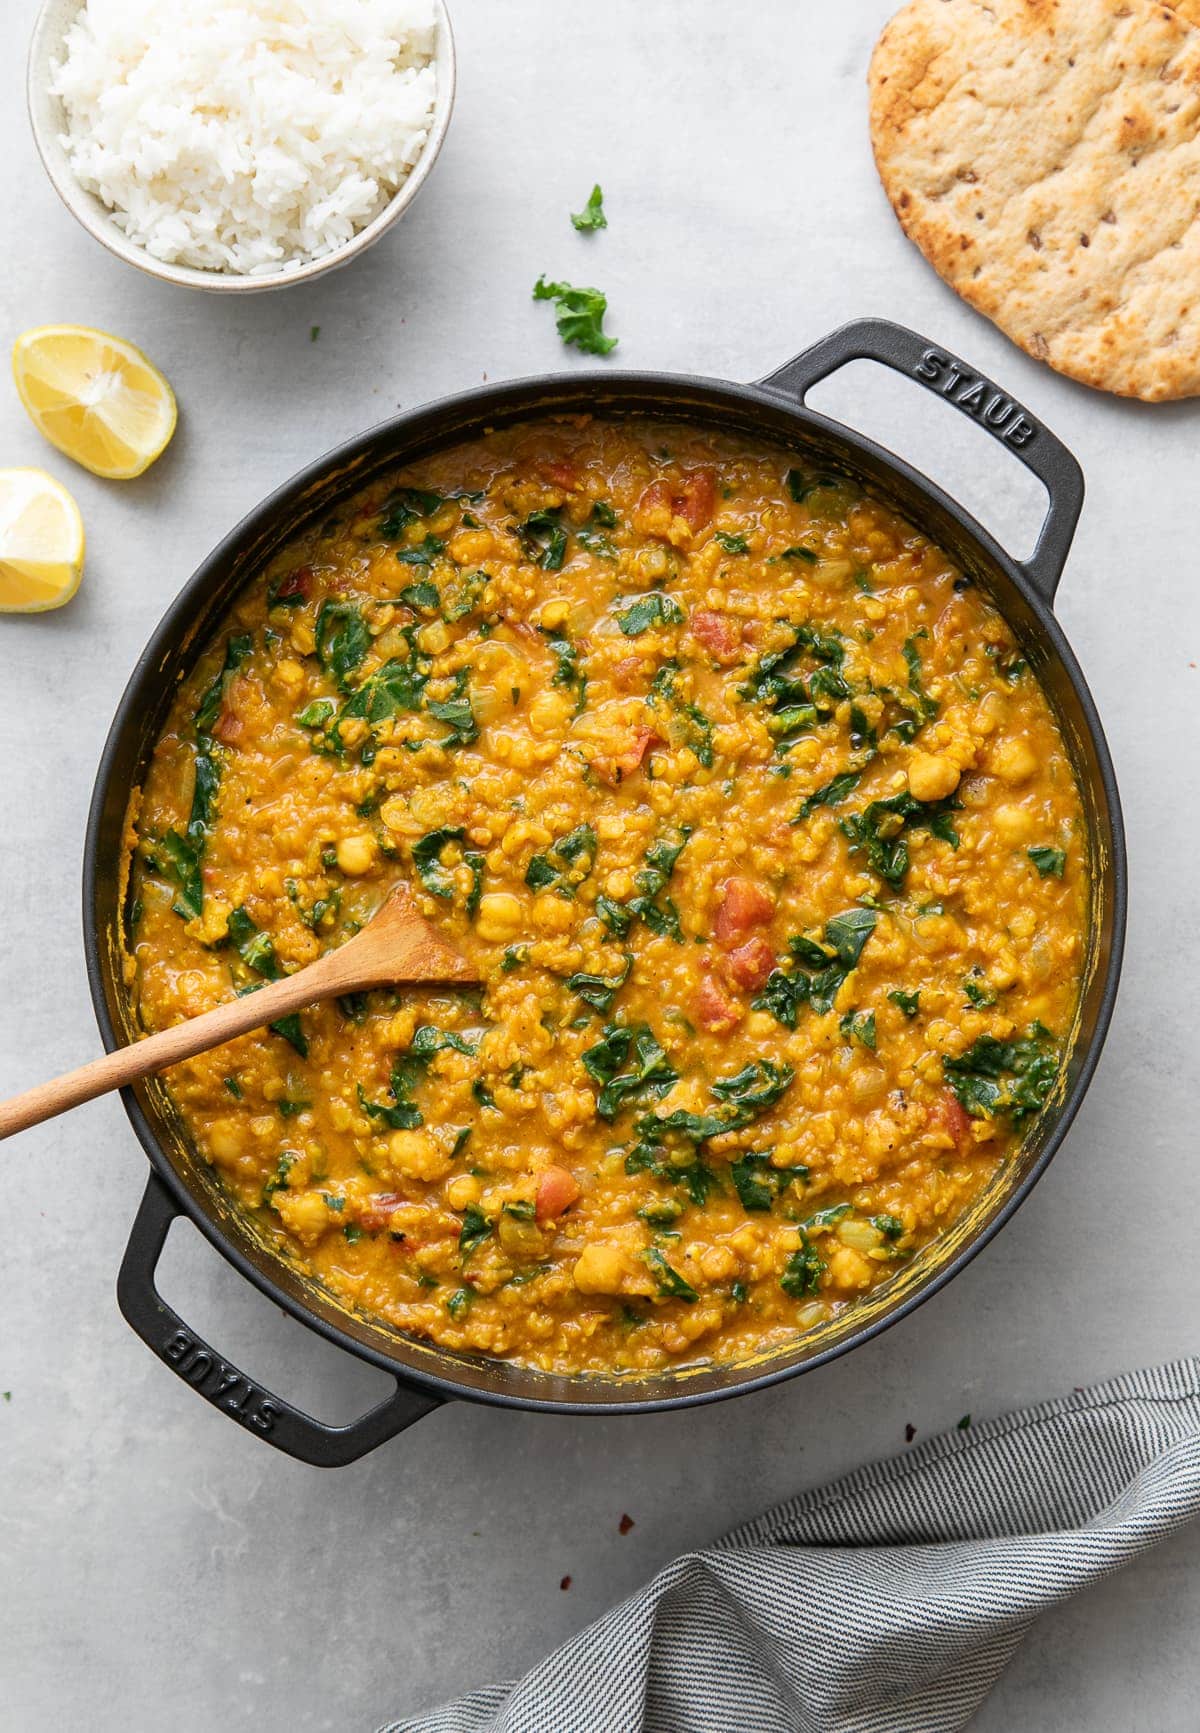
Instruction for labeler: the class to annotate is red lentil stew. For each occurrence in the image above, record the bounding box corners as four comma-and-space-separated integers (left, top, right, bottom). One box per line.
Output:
124, 418, 1088, 1375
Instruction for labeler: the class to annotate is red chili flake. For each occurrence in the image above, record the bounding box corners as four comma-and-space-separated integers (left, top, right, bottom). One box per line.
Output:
560, 1575, 572, 1591
905, 1423, 916, 1443
618, 1513, 635, 1535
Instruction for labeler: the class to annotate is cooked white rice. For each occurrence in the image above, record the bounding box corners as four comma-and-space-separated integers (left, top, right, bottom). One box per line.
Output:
51, 0, 439, 276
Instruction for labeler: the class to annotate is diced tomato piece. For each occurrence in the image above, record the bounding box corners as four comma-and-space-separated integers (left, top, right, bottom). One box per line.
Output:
635, 480, 671, 516
213, 708, 243, 744
713, 877, 775, 947
611, 655, 647, 690
359, 1193, 406, 1234
696, 973, 744, 1033
676, 468, 716, 532
633, 469, 717, 538
691, 609, 743, 665
540, 458, 579, 490
273, 564, 312, 602
536, 1165, 582, 1222
720, 936, 776, 992
212, 677, 249, 745
932, 1089, 973, 1149
594, 727, 660, 787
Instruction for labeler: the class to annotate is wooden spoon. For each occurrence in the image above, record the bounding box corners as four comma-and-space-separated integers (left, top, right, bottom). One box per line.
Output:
0, 881, 476, 1142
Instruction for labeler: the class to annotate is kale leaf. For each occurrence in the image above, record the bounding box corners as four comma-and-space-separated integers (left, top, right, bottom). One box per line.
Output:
642, 1246, 698, 1302
546, 634, 588, 712
582, 1023, 678, 1121
518, 507, 568, 571
1028, 845, 1066, 879
525, 824, 597, 897
225, 906, 308, 1056
780, 1240, 825, 1298
567, 953, 633, 1014
901, 635, 939, 725
943, 1024, 1060, 1123
841, 790, 959, 889
731, 1150, 809, 1212
741, 623, 847, 749
753, 908, 878, 1028
617, 593, 686, 636
458, 1205, 494, 1261
426, 668, 478, 748
160, 634, 252, 920
413, 827, 485, 913
395, 534, 446, 568
794, 766, 865, 824
533, 276, 618, 355
599, 831, 691, 942
315, 601, 370, 690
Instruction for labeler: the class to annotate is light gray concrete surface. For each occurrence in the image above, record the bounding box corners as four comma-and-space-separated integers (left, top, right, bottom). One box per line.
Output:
1, 2, 1198, 1728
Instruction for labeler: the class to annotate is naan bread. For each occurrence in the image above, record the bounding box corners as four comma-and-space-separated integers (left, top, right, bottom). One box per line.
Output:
869, 0, 1200, 400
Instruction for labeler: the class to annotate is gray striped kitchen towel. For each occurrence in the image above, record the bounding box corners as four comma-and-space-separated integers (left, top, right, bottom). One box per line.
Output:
384, 1358, 1200, 1732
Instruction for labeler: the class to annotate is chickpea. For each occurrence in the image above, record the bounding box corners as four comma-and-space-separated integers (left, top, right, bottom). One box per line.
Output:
337, 717, 368, 748
445, 1174, 481, 1210
197, 901, 231, 948
907, 751, 961, 803
274, 658, 305, 696
990, 737, 1038, 784
573, 1242, 629, 1294
273, 1190, 332, 1247
476, 891, 523, 943
532, 895, 574, 934
448, 529, 494, 564
207, 1121, 243, 1163
537, 598, 571, 630
994, 802, 1036, 844
699, 1243, 737, 1283
826, 1245, 874, 1290
336, 834, 376, 875
529, 690, 571, 735
386, 1130, 452, 1182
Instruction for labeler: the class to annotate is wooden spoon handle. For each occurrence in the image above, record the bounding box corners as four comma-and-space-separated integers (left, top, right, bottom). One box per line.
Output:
0, 965, 333, 1142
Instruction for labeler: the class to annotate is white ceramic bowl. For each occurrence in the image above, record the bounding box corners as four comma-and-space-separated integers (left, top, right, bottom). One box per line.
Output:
26, 0, 457, 294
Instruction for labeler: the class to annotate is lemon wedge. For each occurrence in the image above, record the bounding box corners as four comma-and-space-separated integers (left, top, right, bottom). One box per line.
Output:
0, 468, 85, 612
12, 325, 177, 480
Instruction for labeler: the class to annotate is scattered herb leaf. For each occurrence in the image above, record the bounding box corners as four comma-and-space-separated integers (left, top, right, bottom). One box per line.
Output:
570, 183, 607, 232
533, 275, 618, 355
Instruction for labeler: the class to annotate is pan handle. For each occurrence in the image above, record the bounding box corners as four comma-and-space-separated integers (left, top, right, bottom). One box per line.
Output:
758, 318, 1084, 605
118, 1171, 442, 1466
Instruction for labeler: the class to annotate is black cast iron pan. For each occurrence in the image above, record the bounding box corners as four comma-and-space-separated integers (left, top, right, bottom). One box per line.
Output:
83, 320, 1126, 1464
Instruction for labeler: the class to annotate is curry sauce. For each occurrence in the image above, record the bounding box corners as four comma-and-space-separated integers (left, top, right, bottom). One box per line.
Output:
125, 419, 1088, 1375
